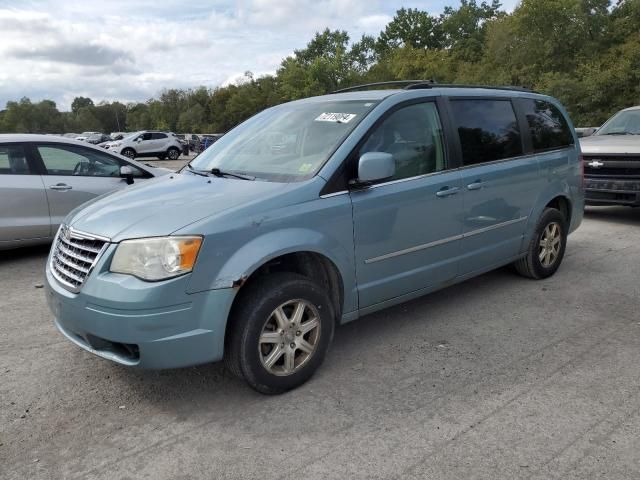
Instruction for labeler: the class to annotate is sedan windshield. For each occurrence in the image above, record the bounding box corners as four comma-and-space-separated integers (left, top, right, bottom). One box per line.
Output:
188, 100, 378, 181
596, 109, 640, 135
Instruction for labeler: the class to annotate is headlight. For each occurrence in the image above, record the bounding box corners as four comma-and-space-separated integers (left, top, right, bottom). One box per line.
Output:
111, 142, 121, 147
110, 236, 203, 281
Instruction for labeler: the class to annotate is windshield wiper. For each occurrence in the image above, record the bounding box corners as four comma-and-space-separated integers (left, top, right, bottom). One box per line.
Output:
185, 163, 209, 177
210, 168, 255, 181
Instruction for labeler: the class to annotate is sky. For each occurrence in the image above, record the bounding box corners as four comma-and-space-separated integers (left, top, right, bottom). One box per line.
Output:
0, 0, 518, 111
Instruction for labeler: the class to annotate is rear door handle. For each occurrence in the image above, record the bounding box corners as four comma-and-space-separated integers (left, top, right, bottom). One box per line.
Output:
436, 186, 460, 198
467, 180, 483, 191
49, 183, 72, 191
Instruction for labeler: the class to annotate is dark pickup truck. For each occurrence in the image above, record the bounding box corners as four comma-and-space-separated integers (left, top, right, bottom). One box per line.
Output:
580, 106, 640, 206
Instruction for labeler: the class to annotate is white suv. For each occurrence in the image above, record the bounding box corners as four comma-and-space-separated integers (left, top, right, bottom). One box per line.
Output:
104, 131, 183, 160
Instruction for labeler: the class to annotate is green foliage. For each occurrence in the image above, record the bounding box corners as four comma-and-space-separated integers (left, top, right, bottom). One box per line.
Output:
1, 0, 639, 133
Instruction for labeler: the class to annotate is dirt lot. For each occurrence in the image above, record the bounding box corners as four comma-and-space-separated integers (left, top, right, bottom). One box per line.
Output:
1, 207, 640, 479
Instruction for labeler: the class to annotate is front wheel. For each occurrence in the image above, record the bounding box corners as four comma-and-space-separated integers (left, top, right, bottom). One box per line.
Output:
514, 207, 567, 279
224, 272, 335, 394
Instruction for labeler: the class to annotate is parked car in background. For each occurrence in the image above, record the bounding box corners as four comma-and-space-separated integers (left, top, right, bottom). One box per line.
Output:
172, 133, 190, 156
580, 105, 640, 206
110, 132, 128, 141
198, 134, 224, 153
102, 131, 183, 160
45, 83, 583, 394
75, 131, 101, 142
86, 133, 111, 145
63, 133, 79, 139
0, 134, 169, 250
186, 134, 201, 152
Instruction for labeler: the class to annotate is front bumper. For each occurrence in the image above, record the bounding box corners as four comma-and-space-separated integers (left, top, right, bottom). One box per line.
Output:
585, 177, 640, 206
45, 250, 237, 369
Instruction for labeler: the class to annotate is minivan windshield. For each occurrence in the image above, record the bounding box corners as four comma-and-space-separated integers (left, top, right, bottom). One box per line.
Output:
187, 100, 378, 181
596, 109, 640, 136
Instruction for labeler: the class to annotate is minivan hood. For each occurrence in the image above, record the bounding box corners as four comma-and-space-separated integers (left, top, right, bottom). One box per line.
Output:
580, 135, 640, 154
67, 173, 294, 241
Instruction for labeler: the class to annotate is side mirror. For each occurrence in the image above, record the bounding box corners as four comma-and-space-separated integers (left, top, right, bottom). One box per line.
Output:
136, 137, 142, 142
355, 152, 395, 184
120, 165, 134, 185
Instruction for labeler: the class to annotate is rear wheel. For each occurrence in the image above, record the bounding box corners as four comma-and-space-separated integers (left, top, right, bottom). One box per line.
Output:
157, 153, 166, 160
167, 147, 180, 160
514, 207, 567, 279
224, 272, 335, 394
121, 148, 135, 159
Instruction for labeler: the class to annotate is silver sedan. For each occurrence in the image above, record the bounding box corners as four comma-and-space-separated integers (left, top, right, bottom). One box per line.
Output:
0, 134, 170, 250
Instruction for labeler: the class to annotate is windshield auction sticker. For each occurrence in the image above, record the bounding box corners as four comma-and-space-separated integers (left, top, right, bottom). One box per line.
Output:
315, 112, 357, 123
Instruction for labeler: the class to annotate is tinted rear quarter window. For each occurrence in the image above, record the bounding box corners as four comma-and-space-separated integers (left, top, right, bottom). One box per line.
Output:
521, 99, 574, 152
450, 99, 522, 165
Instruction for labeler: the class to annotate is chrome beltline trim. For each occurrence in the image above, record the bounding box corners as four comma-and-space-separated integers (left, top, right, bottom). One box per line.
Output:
365, 216, 528, 264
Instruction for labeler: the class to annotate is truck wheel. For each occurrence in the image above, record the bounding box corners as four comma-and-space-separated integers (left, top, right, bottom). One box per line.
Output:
224, 272, 335, 394
514, 208, 567, 279
121, 148, 135, 159
167, 147, 180, 160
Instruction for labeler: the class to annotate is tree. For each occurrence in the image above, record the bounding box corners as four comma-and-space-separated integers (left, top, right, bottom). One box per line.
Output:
71, 97, 94, 114
377, 8, 443, 53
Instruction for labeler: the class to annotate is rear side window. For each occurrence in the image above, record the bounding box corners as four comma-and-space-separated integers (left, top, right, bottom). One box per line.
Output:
151, 133, 167, 140
521, 99, 574, 152
450, 99, 523, 165
0, 144, 30, 174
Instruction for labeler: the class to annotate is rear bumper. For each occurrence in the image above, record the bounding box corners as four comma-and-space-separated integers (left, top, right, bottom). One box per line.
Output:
585, 177, 640, 206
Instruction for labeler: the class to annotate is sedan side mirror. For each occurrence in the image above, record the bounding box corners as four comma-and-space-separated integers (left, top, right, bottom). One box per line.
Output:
120, 165, 134, 185
355, 152, 395, 185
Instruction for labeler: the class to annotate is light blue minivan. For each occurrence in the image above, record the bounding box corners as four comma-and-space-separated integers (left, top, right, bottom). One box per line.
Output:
45, 82, 584, 393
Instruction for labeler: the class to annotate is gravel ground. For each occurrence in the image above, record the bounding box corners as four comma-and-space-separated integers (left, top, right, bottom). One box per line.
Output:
1, 207, 640, 479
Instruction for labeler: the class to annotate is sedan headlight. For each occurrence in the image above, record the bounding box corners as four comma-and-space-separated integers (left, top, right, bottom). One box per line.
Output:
110, 236, 203, 281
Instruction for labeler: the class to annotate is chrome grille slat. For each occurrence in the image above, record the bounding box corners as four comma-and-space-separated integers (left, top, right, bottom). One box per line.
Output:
50, 225, 108, 293
55, 253, 90, 274
58, 234, 103, 253
56, 242, 95, 264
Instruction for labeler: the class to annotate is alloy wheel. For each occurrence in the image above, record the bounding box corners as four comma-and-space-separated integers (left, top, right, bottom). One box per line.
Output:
539, 222, 561, 268
258, 299, 321, 376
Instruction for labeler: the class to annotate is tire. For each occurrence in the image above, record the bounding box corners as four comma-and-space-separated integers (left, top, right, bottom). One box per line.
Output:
224, 272, 335, 394
167, 147, 180, 160
157, 154, 166, 160
121, 148, 135, 159
514, 207, 567, 279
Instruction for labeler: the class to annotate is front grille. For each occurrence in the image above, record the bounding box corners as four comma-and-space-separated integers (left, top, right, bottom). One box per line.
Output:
583, 155, 640, 178
50, 225, 109, 292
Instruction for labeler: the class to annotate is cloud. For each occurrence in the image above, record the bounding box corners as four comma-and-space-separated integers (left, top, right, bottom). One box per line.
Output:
10, 43, 133, 66
0, 1, 469, 110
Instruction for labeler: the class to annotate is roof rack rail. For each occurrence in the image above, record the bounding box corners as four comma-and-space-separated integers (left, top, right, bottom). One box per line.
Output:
405, 82, 534, 93
332, 80, 434, 94
332, 80, 534, 94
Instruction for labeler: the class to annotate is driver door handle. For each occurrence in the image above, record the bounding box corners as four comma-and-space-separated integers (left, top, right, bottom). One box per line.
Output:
49, 183, 72, 191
